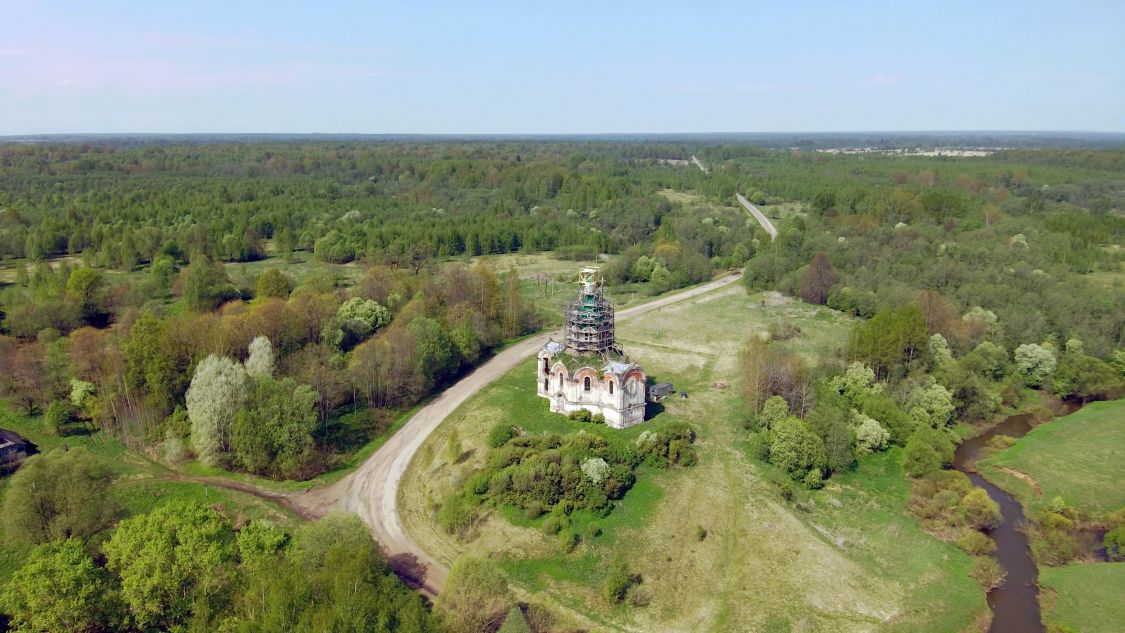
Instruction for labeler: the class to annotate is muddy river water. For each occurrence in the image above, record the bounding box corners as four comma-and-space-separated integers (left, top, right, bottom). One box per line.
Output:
951, 404, 1080, 633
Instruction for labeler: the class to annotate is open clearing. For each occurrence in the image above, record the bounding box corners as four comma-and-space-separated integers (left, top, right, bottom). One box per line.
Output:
1038, 563, 1125, 633
980, 399, 1125, 514
400, 283, 985, 632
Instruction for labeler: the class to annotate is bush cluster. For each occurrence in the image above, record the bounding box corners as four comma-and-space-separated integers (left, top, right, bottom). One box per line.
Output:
439, 423, 696, 534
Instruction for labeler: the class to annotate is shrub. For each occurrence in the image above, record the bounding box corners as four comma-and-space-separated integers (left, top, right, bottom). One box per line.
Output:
668, 439, 698, 466
1104, 525, 1125, 562
777, 479, 795, 501
1031, 526, 1080, 566
488, 424, 518, 448
541, 513, 565, 535
903, 440, 941, 478
768, 319, 801, 341
695, 526, 708, 541
437, 493, 477, 535
449, 425, 695, 529
957, 530, 996, 555
802, 469, 824, 489
960, 489, 1002, 530
748, 431, 771, 460
557, 531, 580, 554
586, 523, 602, 538
768, 417, 827, 483
760, 396, 790, 429
43, 400, 71, 435
581, 457, 610, 484
970, 556, 1005, 590
603, 560, 637, 603
568, 409, 593, 423
852, 413, 890, 453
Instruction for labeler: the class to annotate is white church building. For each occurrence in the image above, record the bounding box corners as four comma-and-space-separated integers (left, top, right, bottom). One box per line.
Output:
535, 267, 648, 429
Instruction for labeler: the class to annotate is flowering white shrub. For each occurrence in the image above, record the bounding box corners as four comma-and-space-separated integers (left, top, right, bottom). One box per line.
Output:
581, 457, 610, 484
852, 413, 890, 454
1014, 343, 1057, 387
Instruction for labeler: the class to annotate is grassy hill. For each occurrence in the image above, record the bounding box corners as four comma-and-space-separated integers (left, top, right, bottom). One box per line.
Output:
400, 284, 986, 632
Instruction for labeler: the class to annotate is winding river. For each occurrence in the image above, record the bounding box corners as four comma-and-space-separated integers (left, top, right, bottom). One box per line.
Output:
952, 403, 1080, 633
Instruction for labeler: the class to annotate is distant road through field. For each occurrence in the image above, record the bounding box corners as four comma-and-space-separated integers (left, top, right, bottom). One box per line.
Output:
302, 271, 743, 595
736, 193, 778, 241
690, 154, 709, 174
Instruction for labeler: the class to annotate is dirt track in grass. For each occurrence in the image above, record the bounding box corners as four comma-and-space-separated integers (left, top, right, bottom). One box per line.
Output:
269, 272, 745, 594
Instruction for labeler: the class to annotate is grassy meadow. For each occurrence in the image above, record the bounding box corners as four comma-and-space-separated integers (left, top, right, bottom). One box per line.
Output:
1038, 563, 1125, 633
400, 283, 987, 632
980, 399, 1125, 514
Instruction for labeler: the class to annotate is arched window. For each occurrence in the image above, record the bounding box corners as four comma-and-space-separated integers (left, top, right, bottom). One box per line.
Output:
543, 379, 548, 391
558, 373, 563, 388
542, 358, 548, 373
584, 376, 591, 391
609, 380, 614, 394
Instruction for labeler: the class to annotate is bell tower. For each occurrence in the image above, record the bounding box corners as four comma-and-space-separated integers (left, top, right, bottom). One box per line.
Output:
564, 266, 616, 355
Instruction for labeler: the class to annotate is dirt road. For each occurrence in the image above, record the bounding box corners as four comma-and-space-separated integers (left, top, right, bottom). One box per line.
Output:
300, 271, 745, 594
736, 193, 778, 241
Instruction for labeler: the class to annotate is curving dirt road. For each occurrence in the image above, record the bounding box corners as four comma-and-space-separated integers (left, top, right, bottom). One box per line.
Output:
291, 271, 744, 595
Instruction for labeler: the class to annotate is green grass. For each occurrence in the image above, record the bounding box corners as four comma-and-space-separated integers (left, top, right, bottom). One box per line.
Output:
980, 399, 1125, 514
1083, 268, 1124, 291
808, 450, 984, 633
1039, 563, 1125, 633
0, 406, 298, 583
223, 249, 366, 288
400, 283, 986, 632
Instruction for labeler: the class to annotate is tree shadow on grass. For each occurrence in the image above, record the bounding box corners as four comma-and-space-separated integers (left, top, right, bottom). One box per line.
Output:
454, 448, 475, 465
386, 552, 435, 598
57, 422, 95, 438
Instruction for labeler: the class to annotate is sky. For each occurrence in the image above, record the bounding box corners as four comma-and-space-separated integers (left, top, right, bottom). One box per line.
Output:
2, 0, 1123, 134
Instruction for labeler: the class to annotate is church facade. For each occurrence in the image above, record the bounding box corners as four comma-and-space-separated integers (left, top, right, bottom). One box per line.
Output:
536, 267, 647, 429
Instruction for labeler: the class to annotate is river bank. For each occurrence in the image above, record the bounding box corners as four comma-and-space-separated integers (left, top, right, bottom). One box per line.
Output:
953, 399, 1082, 633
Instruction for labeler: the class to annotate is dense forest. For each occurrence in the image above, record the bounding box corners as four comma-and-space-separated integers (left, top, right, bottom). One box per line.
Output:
0, 139, 1122, 632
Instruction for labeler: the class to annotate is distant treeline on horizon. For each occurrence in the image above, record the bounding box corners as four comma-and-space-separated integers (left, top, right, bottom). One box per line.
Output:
3, 130, 1125, 149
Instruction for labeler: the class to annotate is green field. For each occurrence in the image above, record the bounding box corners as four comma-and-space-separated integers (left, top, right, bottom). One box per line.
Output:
0, 407, 299, 584
981, 399, 1125, 514
1039, 563, 1125, 633
400, 284, 986, 632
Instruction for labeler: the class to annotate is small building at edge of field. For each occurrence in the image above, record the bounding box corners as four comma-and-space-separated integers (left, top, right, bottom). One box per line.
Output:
648, 382, 674, 401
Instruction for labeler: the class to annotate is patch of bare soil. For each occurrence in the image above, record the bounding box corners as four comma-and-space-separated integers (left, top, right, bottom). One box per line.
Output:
993, 467, 1043, 496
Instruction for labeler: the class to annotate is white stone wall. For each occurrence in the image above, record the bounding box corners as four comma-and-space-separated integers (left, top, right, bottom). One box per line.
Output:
535, 352, 646, 429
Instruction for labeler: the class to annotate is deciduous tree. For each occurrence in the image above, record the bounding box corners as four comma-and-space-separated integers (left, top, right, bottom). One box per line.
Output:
186, 354, 250, 466
798, 252, 837, 305
1, 539, 118, 633
3, 448, 118, 544
254, 267, 292, 300
104, 502, 237, 630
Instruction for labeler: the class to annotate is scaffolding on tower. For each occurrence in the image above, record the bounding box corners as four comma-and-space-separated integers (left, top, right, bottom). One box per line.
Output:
564, 266, 618, 355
